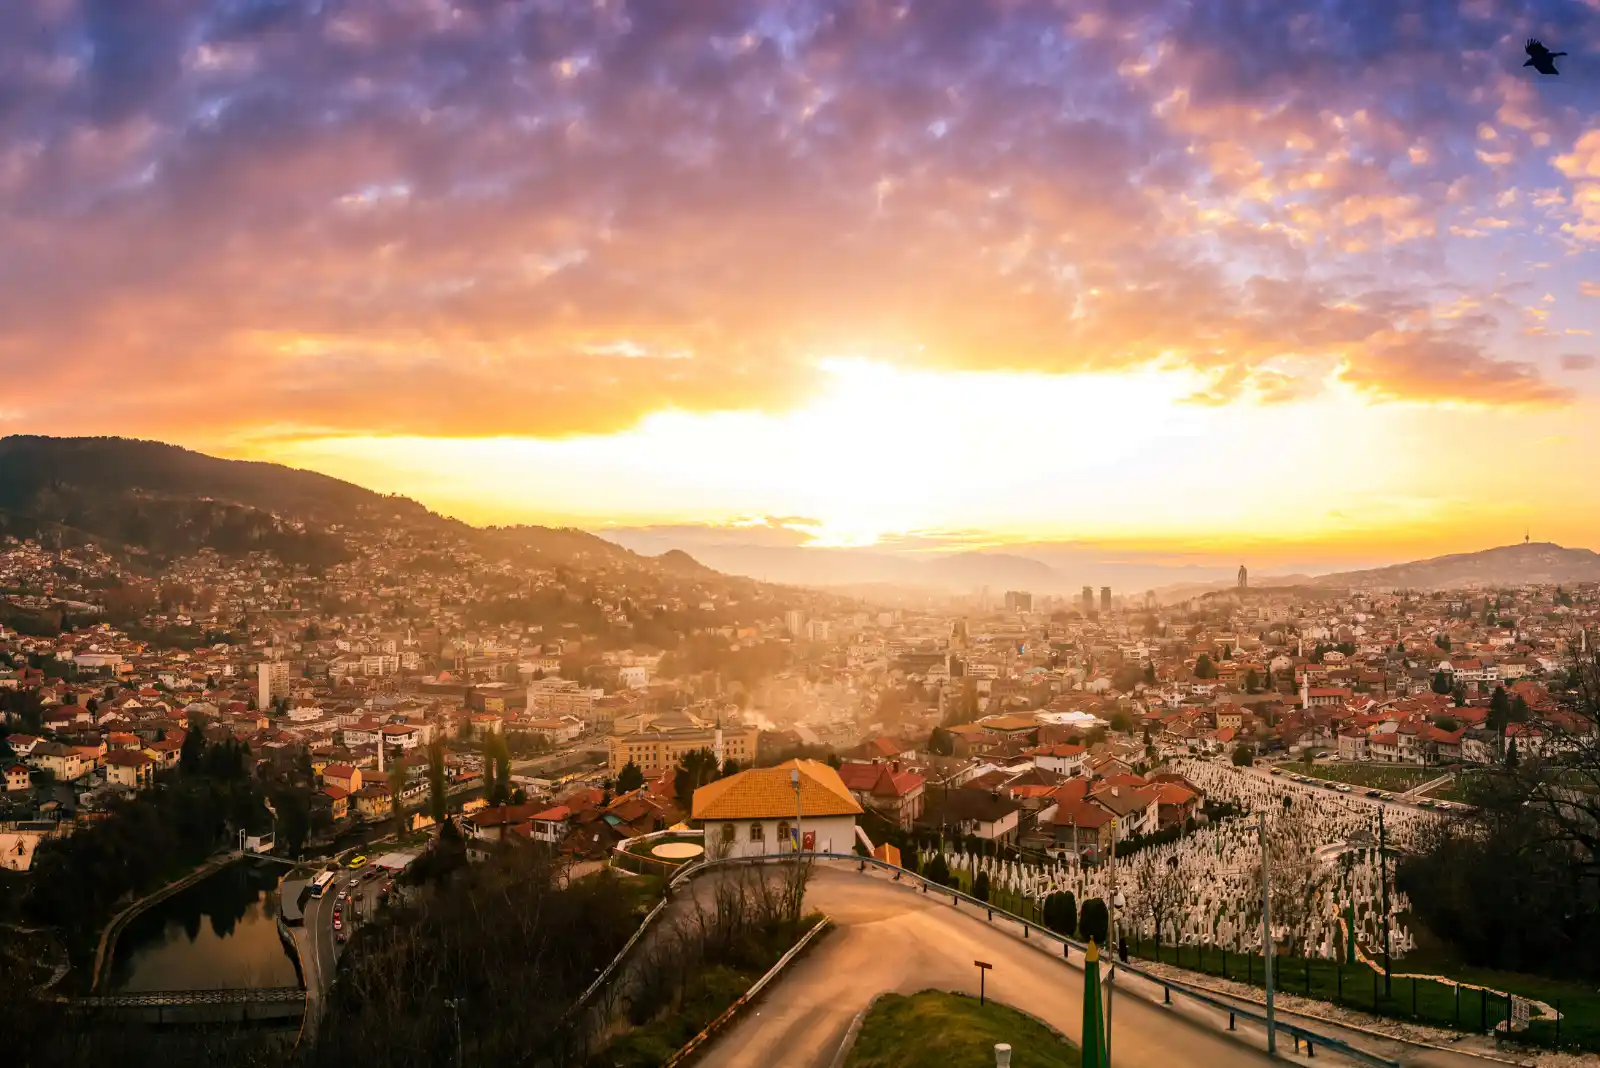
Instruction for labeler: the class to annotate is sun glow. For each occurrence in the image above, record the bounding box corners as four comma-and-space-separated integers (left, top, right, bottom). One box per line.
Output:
243, 358, 1600, 553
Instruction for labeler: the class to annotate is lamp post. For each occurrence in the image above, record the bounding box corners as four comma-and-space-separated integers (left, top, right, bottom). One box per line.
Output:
790, 766, 803, 854
1245, 810, 1277, 1055
444, 997, 464, 1068
1378, 807, 1391, 997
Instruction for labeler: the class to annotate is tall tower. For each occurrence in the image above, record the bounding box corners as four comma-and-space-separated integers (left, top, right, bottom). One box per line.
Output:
1100, 586, 1111, 613
1238, 564, 1248, 592
1081, 586, 1094, 615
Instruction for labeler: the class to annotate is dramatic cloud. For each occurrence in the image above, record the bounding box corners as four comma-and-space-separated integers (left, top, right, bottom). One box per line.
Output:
2, 0, 1598, 442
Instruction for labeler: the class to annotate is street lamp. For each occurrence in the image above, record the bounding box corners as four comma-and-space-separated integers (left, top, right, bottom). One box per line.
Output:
444, 997, 464, 1068
790, 767, 803, 854
1242, 811, 1277, 1054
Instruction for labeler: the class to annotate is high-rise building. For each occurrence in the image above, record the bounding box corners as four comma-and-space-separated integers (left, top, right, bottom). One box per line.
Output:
1100, 586, 1112, 613
1081, 586, 1095, 615
1004, 590, 1033, 612
785, 609, 807, 637
1238, 564, 1248, 591
257, 659, 290, 710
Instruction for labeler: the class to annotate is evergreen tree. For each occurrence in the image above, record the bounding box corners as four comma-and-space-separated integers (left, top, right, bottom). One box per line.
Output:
973, 870, 990, 902
616, 760, 645, 793
179, 712, 207, 775
427, 739, 447, 824
1488, 686, 1511, 736
1079, 897, 1110, 946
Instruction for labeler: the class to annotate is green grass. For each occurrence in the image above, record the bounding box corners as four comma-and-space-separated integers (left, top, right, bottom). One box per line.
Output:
1127, 939, 1600, 1052
1292, 763, 1436, 792
846, 990, 1081, 1068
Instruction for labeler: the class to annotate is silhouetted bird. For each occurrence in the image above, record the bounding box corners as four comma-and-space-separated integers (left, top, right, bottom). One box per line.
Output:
1525, 38, 1566, 76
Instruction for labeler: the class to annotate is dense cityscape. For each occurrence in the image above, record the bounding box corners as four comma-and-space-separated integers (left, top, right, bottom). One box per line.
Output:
4, 459, 1600, 1065
11, 0, 1600, 1065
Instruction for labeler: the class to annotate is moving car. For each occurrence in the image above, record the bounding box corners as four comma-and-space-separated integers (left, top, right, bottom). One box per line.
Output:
347, 855, 369, 869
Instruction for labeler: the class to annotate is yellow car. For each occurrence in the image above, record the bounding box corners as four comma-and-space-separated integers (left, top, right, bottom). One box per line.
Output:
347, 854, 368, 870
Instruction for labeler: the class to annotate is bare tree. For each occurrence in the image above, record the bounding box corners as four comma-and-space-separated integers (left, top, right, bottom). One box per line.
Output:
1129, 851, 1185, 953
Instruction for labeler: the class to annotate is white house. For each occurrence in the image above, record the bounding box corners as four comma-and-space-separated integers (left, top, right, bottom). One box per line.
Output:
1026, 743, 1087, 777
1336, 729, 1369, 762
28, 742, 85, 782
693, 760, 862, 859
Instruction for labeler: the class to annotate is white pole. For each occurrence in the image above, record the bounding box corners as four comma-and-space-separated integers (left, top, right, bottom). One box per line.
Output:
790, 766, 802, 853
1259, 813, 1276, 1054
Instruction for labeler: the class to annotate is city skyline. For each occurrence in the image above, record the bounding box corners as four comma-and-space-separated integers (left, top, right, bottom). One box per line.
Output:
7, 1, 1600, 558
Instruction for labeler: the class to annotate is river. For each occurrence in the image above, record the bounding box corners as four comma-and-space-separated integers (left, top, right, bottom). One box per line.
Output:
108, 859, 301, 992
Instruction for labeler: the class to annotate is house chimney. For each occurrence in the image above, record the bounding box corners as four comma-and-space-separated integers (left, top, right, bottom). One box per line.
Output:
1111, 786, 1119, 797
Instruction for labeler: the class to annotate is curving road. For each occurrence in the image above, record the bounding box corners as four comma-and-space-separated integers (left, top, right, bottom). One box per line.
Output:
297, 862, 392, 1035
696, 864, 1500, 1068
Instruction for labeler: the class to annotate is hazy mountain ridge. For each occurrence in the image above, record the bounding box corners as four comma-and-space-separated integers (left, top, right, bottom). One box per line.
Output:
1307, 542, 1600, 589
0, 436, 714, 577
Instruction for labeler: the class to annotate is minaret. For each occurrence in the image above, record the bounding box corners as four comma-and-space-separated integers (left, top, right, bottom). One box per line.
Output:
1301, 676, 1310, 709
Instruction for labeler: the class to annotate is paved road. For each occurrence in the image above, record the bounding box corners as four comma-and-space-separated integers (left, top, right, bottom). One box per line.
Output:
696, 865, 1502, 1068
299, 861, 396, 1034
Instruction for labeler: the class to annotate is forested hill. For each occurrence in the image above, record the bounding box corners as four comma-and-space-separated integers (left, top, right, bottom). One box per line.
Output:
0, 435, 706, 574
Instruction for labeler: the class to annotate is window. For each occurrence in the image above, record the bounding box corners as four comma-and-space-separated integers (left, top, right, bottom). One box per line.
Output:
720, 823, 736, 845
777, 821, 790, 851
748, 821, 763, 842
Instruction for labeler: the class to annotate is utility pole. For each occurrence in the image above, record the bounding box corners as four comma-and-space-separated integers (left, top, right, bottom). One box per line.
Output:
791, 766, 803, 854
1254, 812, 1276, 1055
1379, 807, 1392, 997
1107, 815, 1119, 1061
445, 997, 464, 1068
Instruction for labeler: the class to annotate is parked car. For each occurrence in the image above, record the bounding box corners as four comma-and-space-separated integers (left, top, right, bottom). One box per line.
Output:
347, 855, 369, 870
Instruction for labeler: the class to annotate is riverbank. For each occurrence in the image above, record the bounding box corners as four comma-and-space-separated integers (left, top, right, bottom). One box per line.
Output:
90, 852, 243, 993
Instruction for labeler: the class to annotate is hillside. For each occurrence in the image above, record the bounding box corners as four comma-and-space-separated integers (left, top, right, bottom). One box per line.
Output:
1311, 542, 1600, 589
0, 436, 640, 571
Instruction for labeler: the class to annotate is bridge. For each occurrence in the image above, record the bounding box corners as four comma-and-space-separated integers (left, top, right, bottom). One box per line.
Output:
71, 986, 305, 1024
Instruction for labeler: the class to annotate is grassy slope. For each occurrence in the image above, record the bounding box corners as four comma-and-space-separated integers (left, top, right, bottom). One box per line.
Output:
846, 990, 1081, 1068
1291, 762, 1434, 791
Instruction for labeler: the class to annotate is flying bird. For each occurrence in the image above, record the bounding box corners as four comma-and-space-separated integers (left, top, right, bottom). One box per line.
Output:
1525, 38, 1566, 76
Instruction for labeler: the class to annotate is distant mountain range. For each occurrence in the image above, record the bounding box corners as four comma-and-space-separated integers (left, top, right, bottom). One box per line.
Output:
4, 437, 1594, 594
1303, 542, 1600, 590
605, 525, 1600, 595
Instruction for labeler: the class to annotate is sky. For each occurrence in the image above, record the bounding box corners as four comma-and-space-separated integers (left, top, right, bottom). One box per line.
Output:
7, 0, 1600, 568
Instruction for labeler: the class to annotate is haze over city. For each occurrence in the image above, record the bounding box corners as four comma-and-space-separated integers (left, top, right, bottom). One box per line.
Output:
7, 1, 1600, 569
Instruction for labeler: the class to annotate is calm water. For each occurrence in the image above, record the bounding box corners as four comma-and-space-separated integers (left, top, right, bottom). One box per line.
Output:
109, 859, 300, 992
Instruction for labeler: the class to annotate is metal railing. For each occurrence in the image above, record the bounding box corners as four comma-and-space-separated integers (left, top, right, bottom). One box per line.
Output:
75, 987, 306, 1007
670, 852, 1399, 1068
660, 916, 831, 1068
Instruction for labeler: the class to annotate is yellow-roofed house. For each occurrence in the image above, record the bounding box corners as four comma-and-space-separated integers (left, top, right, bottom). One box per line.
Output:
692, 759, 863, 859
